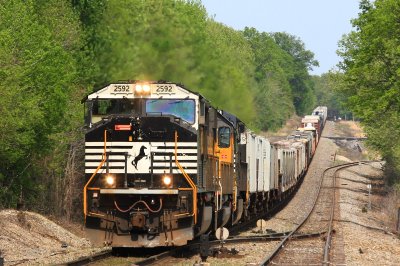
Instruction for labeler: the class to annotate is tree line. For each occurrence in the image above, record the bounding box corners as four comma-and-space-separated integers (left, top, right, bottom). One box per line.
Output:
336, 0, 400, 188
0, 0, 319, 218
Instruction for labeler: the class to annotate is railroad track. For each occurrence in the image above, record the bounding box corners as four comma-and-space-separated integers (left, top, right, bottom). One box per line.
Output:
64, 232, 289, 266
66, 250, 113, 266
67, 160, 380, 266
64, 230, 324, 266
258, 160, 379, 265
65, 175, 306, 266
133, 231, 328, 266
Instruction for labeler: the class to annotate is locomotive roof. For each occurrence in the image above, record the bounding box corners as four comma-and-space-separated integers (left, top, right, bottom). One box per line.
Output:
219, 109, 244, 128
81, 80, 207, 103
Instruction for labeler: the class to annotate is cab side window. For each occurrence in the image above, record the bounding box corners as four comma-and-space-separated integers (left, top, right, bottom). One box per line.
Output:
218, 127, 230, 148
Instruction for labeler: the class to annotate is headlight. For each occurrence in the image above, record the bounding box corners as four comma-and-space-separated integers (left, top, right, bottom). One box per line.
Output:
135, 84, 151, 95
135, 84, 143, 93
105, 175, 115, 186
143, 84, 151, 93
163, 175, 172, 186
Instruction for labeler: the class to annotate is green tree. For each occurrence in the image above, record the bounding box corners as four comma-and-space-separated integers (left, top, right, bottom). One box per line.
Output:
243, 28, 295, 130
271, 32, 318, 115
87, 0, 209, 85
338, 0, 400, 181
0, 0, 83, 209
85, 0, 256, 123
311, 72, 350, 118
243, 28, 318, 130
198, 21, 256, 123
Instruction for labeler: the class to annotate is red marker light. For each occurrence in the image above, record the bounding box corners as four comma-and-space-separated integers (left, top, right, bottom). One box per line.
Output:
115, 125, 131, 131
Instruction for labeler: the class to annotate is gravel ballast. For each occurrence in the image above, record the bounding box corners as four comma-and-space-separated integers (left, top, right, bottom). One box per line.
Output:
0, 210, 109, 265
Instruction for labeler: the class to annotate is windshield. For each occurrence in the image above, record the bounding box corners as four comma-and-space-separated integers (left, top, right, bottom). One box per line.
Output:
92, 99, 139, 116
90, 99, 140, 124
146, 99, 195, 124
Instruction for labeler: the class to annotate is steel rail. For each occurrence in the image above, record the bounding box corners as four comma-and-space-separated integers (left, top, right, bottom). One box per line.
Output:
322, 163, 340, 265
322, 160, 381, 265
132, 232, 287, 266
258, 161, 377, 266
225, 231, 326, 244
66, 250, 112, 266
132, 231, 327, 266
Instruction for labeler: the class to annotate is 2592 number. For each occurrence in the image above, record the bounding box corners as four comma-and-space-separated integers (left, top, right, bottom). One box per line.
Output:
155, 85, 174, 93
113, 85, 130, 93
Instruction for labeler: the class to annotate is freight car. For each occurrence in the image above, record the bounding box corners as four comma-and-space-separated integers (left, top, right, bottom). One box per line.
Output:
82, 81, 326, 247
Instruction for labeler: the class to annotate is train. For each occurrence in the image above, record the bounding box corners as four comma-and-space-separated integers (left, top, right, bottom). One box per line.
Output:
82, 81, 327, 247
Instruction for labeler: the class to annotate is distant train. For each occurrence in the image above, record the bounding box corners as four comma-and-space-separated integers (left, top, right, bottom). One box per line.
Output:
82, 81, 327, 247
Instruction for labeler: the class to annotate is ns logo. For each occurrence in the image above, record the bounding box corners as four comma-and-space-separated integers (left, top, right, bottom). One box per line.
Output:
131, 145, 149, 170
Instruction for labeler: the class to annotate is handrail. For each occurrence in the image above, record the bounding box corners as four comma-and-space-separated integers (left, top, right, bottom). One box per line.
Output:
83, 130, 107, 218
174, 131, 197, 224
114, 198, 163, 213
233, 179, 237, 211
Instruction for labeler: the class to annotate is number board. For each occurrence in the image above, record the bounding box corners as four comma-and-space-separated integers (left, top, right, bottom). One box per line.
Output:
111, 84, 133, 94
240, 133, 247, 144
151, 84, 177, 95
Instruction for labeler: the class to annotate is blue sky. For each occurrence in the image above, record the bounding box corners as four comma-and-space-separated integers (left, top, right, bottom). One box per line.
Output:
201, 0, 361, 75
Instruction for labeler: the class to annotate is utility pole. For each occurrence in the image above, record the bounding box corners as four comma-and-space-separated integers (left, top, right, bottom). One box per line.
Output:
367, 183, 372, 210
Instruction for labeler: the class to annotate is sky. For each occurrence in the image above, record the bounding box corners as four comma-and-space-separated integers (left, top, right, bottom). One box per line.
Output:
201, 0, 361, 75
